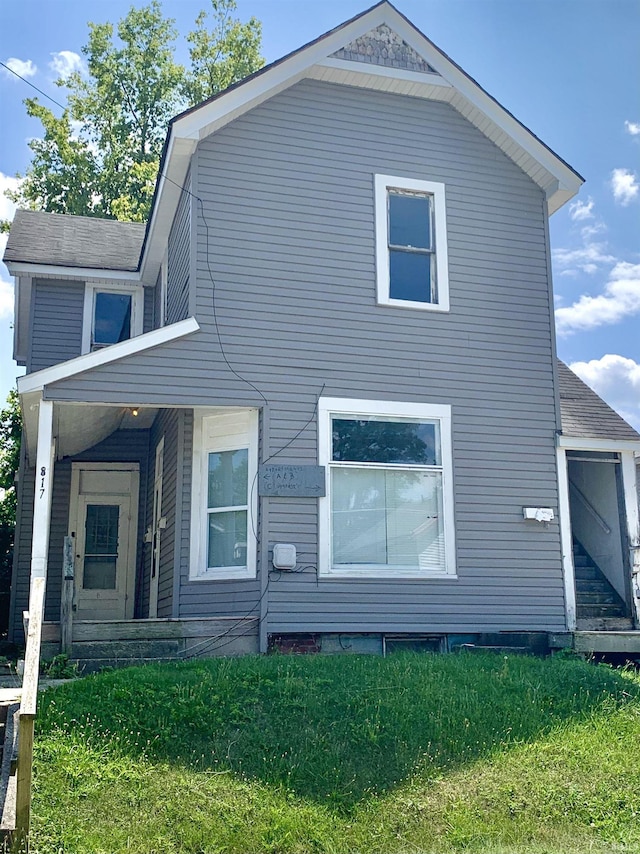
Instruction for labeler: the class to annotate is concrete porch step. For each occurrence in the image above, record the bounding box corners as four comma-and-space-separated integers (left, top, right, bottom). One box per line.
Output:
575, 617, 634, 631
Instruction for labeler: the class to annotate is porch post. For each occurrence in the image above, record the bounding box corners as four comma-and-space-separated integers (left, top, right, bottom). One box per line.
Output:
620, 451, 640, 625
29, 399, 55, 611
556, 447, 577, 630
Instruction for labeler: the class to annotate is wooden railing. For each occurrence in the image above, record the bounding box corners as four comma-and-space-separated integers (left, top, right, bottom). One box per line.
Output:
12, 576, 45, 851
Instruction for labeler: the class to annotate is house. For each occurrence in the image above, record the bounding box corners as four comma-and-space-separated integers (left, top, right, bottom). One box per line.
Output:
4, 2, 640, 667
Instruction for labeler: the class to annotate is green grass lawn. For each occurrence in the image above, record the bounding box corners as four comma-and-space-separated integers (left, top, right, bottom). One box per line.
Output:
31, 652, 640, 853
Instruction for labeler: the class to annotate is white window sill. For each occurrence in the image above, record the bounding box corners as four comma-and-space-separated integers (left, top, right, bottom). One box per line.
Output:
377, 297, 450, 312
190, 566, 256, 582
319, 568, 458, 580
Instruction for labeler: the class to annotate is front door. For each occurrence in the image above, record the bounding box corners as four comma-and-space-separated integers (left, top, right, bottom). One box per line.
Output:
69, 464, 139, 621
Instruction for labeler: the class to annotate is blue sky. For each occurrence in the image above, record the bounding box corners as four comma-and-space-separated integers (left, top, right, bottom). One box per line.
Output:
1, 0, 639, 425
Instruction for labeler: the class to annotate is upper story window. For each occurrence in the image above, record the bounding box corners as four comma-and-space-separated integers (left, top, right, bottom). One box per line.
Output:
82, 284, 144, 354
318, 398, 456, 579
375, 174, 449, 312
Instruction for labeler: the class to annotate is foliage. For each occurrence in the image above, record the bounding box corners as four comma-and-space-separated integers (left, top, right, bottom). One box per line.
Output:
7, 0, 263, 223
32, 653, 640, 852
41, 654, 79, 680
0, 390, 21, 599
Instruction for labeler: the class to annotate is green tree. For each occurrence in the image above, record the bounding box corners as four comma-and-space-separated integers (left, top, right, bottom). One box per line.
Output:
7, 0, 263, 223
0, 391, 21, 631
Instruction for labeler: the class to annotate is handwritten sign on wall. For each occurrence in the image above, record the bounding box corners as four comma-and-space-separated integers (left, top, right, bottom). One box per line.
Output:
258, 465, 326, 497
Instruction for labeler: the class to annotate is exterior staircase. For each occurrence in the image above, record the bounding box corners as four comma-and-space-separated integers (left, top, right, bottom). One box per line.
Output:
573, 539, 633, 630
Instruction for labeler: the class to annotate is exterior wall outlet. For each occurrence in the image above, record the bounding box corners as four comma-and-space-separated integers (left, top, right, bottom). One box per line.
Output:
273, 543, 297, 570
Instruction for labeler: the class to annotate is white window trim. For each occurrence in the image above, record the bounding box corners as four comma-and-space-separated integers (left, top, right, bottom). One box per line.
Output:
318, 397, 456, 579
375, 174, 450, 312
189, 408, 259, 581
81, 282, 144, 355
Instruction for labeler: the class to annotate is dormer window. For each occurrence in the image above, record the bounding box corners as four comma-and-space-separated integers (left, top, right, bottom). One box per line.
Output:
82, 284, 144, 354
375, 174, 450, 312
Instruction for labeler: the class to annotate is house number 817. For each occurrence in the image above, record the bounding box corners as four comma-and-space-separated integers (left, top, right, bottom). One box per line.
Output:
40, 466, 46, 499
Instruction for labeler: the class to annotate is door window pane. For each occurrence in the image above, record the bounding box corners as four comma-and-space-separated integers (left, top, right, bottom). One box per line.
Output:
94, 292, 132, 346
332, 418, 439, 465
208, 510, 247, 568
208, 449, 248, 508
83, 504, 119, 590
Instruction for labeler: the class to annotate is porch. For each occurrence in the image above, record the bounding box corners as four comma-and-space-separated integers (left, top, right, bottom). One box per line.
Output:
41, 616, 259, 673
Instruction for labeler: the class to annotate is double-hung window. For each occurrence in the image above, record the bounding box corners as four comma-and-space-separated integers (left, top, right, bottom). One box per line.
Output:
375, 174, 449, 311
319, 399, 455, 578
190, 408, 258, 580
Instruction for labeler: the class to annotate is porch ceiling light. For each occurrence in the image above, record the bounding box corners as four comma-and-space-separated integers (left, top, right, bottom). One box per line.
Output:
131, 407, 140, 417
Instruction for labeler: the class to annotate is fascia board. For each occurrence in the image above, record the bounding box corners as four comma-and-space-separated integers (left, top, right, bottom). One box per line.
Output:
139, 136, 196, 280
172, 6, 389, 141
6, 262, 142, 282
558, 435, 640, 452
18, 316, 200, 395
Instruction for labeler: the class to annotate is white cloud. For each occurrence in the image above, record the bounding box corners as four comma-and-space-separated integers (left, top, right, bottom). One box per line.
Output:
611, 168, 639, 205
49, 50, 83, 79
569, 197, 594, 221
553, 241, 615, 276
570, 354, 640, 430
0, 172, 19, 224
625, 120, 640, 136
2, 57, 37, 79
0, 276, 14, 321
556, 262, 640, 335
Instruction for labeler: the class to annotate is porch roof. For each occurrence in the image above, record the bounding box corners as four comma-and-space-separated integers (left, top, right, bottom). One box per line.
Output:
558, 361, 640, 443
4, 210, 146, 271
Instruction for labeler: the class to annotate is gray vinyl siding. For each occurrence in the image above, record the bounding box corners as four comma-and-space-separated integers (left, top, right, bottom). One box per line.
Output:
143, 285, 155, 333
29, 279, 84, 372
166, 169, 191, 324
41, 79, 566, 634
11, 430, 150, 643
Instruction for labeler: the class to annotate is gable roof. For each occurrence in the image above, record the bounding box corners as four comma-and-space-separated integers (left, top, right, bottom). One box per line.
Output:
141, 0, 583, 285
558, 361, 640, 443
3, 209, 145, 272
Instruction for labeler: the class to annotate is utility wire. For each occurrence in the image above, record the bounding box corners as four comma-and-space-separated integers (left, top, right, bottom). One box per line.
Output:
0, 61, 67, 110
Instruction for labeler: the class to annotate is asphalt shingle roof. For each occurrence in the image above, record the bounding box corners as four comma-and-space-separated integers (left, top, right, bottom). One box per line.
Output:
558, 360, 640, 442
3, 209, 145, 271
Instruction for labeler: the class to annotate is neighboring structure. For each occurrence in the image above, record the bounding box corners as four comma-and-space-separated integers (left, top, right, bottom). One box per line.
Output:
4, 2, 640, 665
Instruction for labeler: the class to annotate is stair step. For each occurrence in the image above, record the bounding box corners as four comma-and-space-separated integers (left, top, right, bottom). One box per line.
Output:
577, 591, 619, 605
576, 617, 634, 631
574, 566, 599, 580
577, 603, 627, 618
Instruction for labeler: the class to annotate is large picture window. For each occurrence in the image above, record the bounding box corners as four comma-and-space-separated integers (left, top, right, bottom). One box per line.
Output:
375, 175, 449, 312
319, 399, 455, 578
190, 409, 258, 580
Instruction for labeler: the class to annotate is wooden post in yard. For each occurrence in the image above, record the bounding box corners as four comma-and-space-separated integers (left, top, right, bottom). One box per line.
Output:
13, 577, 45, 852
60, 536, 74, 655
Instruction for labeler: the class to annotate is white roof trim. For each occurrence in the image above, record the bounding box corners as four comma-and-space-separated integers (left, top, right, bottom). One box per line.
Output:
166, 2, 581, 206
315, 56, 452, 87
558, 436, 640, 452
6, 261, 142, 282
18, 316, 200, 394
